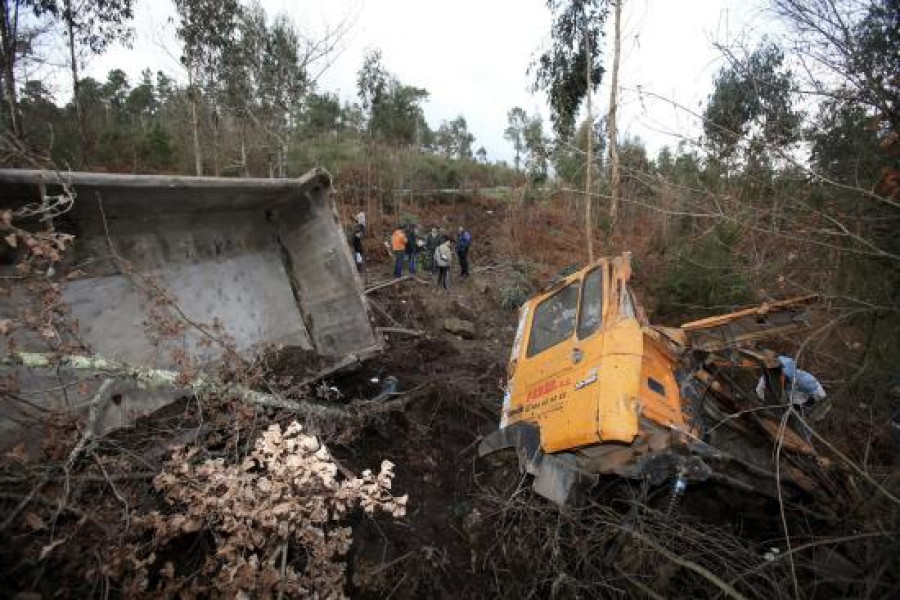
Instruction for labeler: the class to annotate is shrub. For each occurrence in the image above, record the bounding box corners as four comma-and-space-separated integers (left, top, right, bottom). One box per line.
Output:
654, 224, 752, 321
499, 285, 530, 310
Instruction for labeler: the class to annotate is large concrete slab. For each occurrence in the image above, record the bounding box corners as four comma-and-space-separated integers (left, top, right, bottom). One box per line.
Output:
0, 168, 381, 444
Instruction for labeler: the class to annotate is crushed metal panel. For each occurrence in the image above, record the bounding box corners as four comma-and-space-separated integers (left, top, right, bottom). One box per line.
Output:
680, 295, 817, 352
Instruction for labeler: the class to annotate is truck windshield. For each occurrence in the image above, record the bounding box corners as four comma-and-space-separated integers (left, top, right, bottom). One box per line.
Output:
527, 281, 580, 357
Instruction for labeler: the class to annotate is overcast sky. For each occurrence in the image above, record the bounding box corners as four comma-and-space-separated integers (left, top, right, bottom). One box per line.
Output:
81, 0, 777, 164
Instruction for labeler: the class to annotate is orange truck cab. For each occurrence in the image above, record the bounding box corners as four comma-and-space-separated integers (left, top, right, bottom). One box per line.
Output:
502, 253, 690, 449
479, 252, 818, 506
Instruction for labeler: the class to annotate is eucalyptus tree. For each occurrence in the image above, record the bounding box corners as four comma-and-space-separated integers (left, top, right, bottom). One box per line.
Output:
356, 50, 429, 147
436, 116, 474, 159
125, 68, 156, 131
174, 0, 241, 175
504, 106, 527, 172
57, 0, 134, 161
532, 0, 610, 259
606, 0, 622, 223
357, 49, 389, 137
553, 117, 604, 189
255, 14, 309, 176
703, 42, 802, 171
522, 113, 550, 183
18, 79, 58, 151
0, 0, 56, 142
303, 92, 342, 138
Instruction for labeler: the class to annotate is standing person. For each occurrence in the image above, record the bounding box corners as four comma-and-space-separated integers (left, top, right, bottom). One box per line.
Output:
351, 226, 364, 273
355, 211, 367, 234
404, 223, 419, 275
424, 226, 440, 273
391, 225, 407, 278
434, 235, 453, 289
456, 225, 472, 278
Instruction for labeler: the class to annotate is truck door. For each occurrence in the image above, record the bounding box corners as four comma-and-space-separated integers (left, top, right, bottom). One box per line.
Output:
513, 280, 581, 448
513, 267, 610, 453
539, 266, 607, 452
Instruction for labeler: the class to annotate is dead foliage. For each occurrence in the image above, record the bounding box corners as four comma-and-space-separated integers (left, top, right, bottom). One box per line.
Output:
110, 421, 407, 598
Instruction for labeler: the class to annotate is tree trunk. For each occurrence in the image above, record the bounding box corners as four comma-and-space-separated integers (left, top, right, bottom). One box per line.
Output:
607, 0, 623, 225
189, 73, 202, 176
64, 0, 87, 165
239, 121, 249, 177
584, 29, 595, 262
211, 104, 220, 176
366, 159, 373, 222
0, 0, 23, 142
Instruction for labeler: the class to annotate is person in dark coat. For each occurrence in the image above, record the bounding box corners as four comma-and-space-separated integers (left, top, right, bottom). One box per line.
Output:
456, 226, 472, 277
405, 224, 419, 275
351, 226, 364, 273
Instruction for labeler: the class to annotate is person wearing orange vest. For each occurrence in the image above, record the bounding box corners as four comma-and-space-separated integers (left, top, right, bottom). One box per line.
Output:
391, 226, 408, 278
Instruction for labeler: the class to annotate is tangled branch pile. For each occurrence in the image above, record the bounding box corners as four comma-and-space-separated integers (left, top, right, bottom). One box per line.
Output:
114, 421, 408, 598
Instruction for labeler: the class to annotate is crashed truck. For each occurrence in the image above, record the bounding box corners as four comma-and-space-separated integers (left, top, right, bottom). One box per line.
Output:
479, 253, 840, 507
0, 169, 380, 446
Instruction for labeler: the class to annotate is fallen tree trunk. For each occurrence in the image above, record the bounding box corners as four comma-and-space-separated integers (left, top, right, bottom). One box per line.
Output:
377, 327, 425, 337
3, 352, 424, 421
4, 351, 324, 412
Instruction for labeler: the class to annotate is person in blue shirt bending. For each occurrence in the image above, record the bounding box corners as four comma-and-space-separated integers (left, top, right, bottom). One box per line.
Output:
756, 355, 827, 441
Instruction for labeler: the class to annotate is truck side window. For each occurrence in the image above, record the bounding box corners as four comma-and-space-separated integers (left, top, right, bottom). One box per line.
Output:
527, 282, 580, 357
620, 282, 636, 318
577, 268, 603, 339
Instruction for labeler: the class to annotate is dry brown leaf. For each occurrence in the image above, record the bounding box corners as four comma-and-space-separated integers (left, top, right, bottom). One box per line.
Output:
161, 561, 175, 579
0, 319, 12, 336
4, 442, 28, 462
182, 518, 203, 533
24, 511, 46, 531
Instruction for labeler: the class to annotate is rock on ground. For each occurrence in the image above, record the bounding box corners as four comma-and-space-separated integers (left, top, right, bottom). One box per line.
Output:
443, 317, 477, 339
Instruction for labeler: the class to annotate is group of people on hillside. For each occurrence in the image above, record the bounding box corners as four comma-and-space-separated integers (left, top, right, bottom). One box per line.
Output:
391, 223, 472, 289
348, 212, 472, 289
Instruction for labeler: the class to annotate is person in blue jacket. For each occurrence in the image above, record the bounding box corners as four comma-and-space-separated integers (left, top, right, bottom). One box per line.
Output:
756, 356, 827, 405
456, 225, 472, 278
756, 355, 827, 441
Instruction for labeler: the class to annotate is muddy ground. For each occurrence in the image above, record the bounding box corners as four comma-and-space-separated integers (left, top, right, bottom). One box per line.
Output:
318, 263, 849, 598
1, 196, 896, 598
